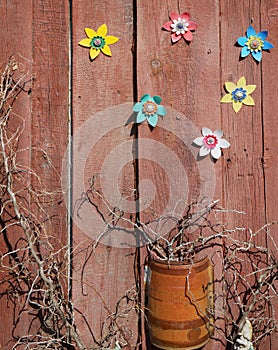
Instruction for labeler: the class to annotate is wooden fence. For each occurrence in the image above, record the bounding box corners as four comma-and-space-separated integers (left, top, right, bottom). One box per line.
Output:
0, 1, 277, 349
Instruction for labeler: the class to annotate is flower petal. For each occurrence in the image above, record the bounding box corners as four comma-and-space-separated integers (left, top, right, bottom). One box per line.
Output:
214, 130, 223, 139
199, 146, 210, 157
180, 12, 190, 22
257, 30, 268, 40
225, 82, 237, 93
85, 28, 97, 38
237, 36, 248, 46
170, 12, 179, 21
97, 24, 107, 37
183, 31, 193, 41
202, 127, 212, 136
218, 139, 230, 149
105, 35, 119, 45
211, 146, 221, 160
237, 76, 246, 88
188, 21, 198, 31
148, 114, 158, 127
171, 33, 182, 43
233, 101, 242, 113
136, 111, 147, 124
101, 44, 112, 56
247, 26, 256, 37
245, 85, 256, 94
90, 48, 100, 60
221, 94, 233, 103
263, 41, 274, 50
241, 46, 251, 57
242, 95, 255, 106
141, 94, 151, 102
157, 105, 166, 116
193, 137, 204, 147
133, 102, 143, 112
162, 21, 172, 31
153, 95, 162, 104
78, 38, 92, 47
252, 50, 262, 62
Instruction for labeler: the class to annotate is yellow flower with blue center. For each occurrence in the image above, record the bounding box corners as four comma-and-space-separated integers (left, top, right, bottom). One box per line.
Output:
221, 76, 256, 113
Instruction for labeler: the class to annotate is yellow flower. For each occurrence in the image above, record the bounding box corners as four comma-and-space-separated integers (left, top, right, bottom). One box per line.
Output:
78, 24, 119, 61
221, 76, 256, 113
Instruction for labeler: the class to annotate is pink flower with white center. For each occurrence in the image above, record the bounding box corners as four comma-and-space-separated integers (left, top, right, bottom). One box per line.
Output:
163, 12, 198, 43
193, 127, 230, 160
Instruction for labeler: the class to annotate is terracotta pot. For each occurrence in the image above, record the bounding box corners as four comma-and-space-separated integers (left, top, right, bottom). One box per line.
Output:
146, 256, 214, 350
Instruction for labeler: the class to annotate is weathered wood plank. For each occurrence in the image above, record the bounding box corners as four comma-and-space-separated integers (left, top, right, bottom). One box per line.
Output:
220, 0, 265, 229
31, 0, 69, 255
136, 1, 223, 349
261, 1, 278, 348
220, 1, 271, 349
71, 1, 138, 348
0, 1, 33, 347
0, 0, 70, 347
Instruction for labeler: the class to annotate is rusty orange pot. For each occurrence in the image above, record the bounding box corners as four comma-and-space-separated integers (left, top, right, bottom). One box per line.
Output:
146, 256, 214, 350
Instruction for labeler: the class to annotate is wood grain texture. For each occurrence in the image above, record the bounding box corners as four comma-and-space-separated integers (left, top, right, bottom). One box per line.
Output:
71, 1, 139, 348
31, 0, 69, 254
220, 1, 273, 349
0, 0, 69, 347
261, 1, 278, 348
0, 1, 276, 349
136, 1, 224, 349
0, 1, 33, 347
220, 0, 266, 229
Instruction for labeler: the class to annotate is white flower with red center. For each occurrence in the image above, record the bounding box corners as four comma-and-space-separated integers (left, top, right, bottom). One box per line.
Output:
193, 127, 230, 160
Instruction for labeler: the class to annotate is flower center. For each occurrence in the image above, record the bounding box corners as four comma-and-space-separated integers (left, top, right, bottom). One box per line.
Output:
232, 87, 247, 102
204, 135, 218, 149
247, 36, 263, 52
250, 39, 259, 49
171, 18, 189, 34
143, 101, 157, 115
90, 36, 105, 49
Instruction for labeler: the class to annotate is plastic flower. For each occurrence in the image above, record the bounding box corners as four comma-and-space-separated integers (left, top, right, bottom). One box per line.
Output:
221, 76, 256, 113
237, 26, 274, 62
193, 127, 230, 160
133, 94, 166, 127
163, 12, 198, 43
78, 24, 119, 61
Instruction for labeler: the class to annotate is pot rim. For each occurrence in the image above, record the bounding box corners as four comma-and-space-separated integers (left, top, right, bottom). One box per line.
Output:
148, 255, 210, 267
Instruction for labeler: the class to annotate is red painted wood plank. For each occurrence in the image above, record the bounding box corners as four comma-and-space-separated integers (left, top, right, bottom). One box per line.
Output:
31, 0, 69, 254
71, 1, 139, 348
220, 1, 273, 349
0, 1, 33, 347
261, 1, 278, 348
0, 0, 70, 347
136, 1, 224, 349
220, 0, 265, 229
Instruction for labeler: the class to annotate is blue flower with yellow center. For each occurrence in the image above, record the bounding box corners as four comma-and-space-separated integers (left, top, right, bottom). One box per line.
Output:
237, 26, 274, 62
